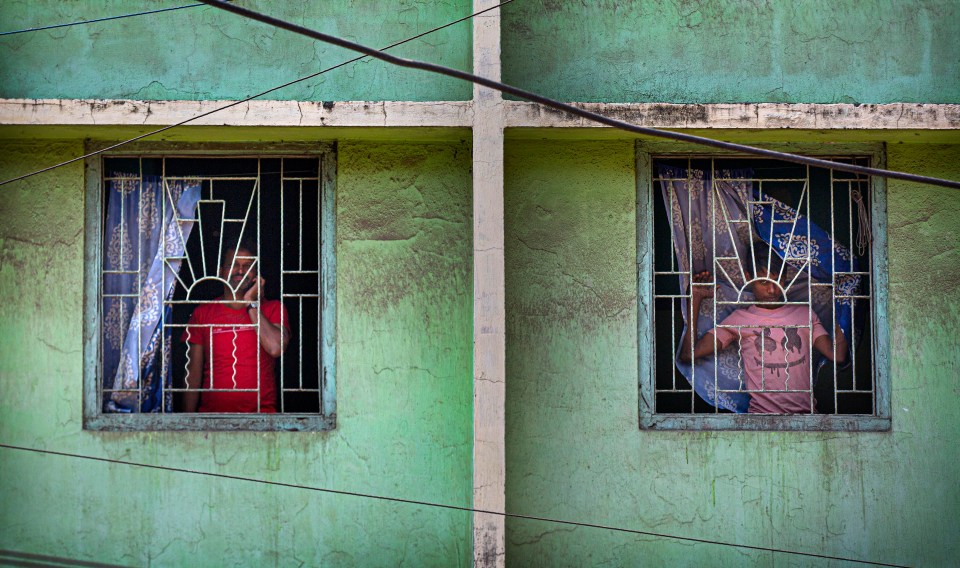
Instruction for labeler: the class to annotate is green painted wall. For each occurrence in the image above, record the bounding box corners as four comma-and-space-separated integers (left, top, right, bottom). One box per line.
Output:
0, 1, 472, 102
503, 0, 960, 104
0, 138, 474, 566
504, 140, 960, 566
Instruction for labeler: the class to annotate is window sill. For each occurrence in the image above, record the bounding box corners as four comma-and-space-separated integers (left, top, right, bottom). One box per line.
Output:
84, 413, 336, 432
640, 413, 890, 432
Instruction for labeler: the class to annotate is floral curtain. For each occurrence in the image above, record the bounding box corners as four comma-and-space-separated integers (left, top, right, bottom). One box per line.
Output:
750, 190, 859, 345
658, 165, 858, 413
102, 176, 201, 412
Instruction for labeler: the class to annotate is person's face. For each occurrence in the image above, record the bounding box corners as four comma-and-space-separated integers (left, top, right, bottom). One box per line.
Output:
220, 247, 256, 292
750, 266, 786, 305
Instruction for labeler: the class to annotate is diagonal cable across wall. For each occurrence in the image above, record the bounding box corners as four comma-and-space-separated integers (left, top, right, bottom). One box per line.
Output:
0, 0, 958, 189
171, 0, 960, 191
0, 443, 909, 567
0, 0, 515, 187
0, 3, 207, 37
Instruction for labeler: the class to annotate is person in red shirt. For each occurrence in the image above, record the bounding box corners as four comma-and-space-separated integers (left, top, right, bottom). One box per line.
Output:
181, 244, 290, 413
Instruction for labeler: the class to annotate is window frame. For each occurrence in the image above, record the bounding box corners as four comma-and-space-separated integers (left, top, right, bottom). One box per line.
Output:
83, 142, 337, 431
636, 140, 891, 431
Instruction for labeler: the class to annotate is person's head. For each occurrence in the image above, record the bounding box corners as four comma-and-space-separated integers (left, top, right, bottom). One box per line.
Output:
747, 245, 787, 307
219, 239, 257, 294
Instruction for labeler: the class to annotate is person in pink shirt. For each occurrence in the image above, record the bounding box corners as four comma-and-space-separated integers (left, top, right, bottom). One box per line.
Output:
679, 248, 848, 414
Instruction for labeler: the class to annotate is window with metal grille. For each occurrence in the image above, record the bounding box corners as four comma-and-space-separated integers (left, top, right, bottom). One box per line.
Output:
637, 145, 890, 431
83, 146, 336, 431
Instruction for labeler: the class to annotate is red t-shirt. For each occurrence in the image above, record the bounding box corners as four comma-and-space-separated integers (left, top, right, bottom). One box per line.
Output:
181, 300, 288, 413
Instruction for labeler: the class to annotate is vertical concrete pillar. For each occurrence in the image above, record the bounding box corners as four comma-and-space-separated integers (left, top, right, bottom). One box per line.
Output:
472, 1, 505, 567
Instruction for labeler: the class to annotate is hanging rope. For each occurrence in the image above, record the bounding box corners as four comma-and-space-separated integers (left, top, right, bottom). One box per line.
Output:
851, 181, 872, 256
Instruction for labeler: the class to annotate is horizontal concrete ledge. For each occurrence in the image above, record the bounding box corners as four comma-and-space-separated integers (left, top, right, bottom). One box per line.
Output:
3, 99, 958, 132
503, 101, 960, 130
0, 99, 473, 128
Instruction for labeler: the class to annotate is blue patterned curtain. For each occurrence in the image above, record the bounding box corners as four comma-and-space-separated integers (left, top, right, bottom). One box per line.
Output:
102, 176, 200, 412
750, 189, 859, 346
658, 166, 858, 413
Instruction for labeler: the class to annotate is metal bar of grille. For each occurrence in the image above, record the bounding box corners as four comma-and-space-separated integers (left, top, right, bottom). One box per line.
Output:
298, 179, 304, 271
687, 161, 695, 411
166, 176, 259, 181
160, 158, 168, 413
135, 168, 144, 412
866, 175, 878, 412
317, 156, 323, 414
848, 179, 858, 393
298, 298, 304, 391
710, 158, 719, 413
280, 158, 285, 413
255, 158, 262, 413
804, 165, 813, 413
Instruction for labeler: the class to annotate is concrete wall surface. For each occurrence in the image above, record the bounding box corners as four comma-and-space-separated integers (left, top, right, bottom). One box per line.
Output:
7, 1, 960, 106
0, 1, 472, 102
0, 138, 474, 567
502, 0, 960, 104
504, 139, 960, 566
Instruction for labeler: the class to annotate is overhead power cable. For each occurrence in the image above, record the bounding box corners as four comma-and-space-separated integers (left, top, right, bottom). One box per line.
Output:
0, 443, 906, 567
0, 548, 125, 568
198, 0, 960, 191
0, 0, 514, 187
0, 3, 206, 37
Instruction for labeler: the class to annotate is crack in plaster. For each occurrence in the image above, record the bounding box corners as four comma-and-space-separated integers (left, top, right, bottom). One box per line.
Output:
37, 337, 79, 355
373, 365, 445, 379
509, 525, 578, 547
476, 372, 503, 384
0, 230, 82, 250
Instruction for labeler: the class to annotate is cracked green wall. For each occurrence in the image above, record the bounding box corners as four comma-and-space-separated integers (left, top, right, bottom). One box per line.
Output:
0, 1, 472, 102
0, 138, 474, 566
503, 0, 960, 104
504, 139, 960, 566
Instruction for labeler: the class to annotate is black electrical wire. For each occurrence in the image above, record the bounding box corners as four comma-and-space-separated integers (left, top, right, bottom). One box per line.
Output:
198, 0, 960, 191
0, 0, 515, 187
0, 548, 126, 568
0, 443, 907, 567
0, 3, 206, 37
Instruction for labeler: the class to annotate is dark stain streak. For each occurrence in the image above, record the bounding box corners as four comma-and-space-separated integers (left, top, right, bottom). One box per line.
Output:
653, 103, 701, 124
539, 105, 575, 120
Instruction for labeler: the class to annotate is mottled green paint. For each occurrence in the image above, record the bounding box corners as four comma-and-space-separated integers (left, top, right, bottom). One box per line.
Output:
0, 1, 472, 102
0, 139, 474, 566
504, 139, 960, 565
503, 0, 960, 104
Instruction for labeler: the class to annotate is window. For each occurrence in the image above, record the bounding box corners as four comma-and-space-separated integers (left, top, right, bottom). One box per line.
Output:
637, 143, 890, 430
83, 144, 336, 431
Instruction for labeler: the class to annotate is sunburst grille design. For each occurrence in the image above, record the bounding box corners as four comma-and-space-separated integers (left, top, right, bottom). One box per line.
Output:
650, 157, 875, 418
98, 156, 327, 416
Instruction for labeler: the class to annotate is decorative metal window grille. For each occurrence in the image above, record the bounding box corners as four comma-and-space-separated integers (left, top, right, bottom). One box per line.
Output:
638, 151, 890, 431
84, 151, 336, 431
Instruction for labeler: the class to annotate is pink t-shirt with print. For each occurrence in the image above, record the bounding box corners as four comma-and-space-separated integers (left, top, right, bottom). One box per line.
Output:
713, 304, 828, 414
